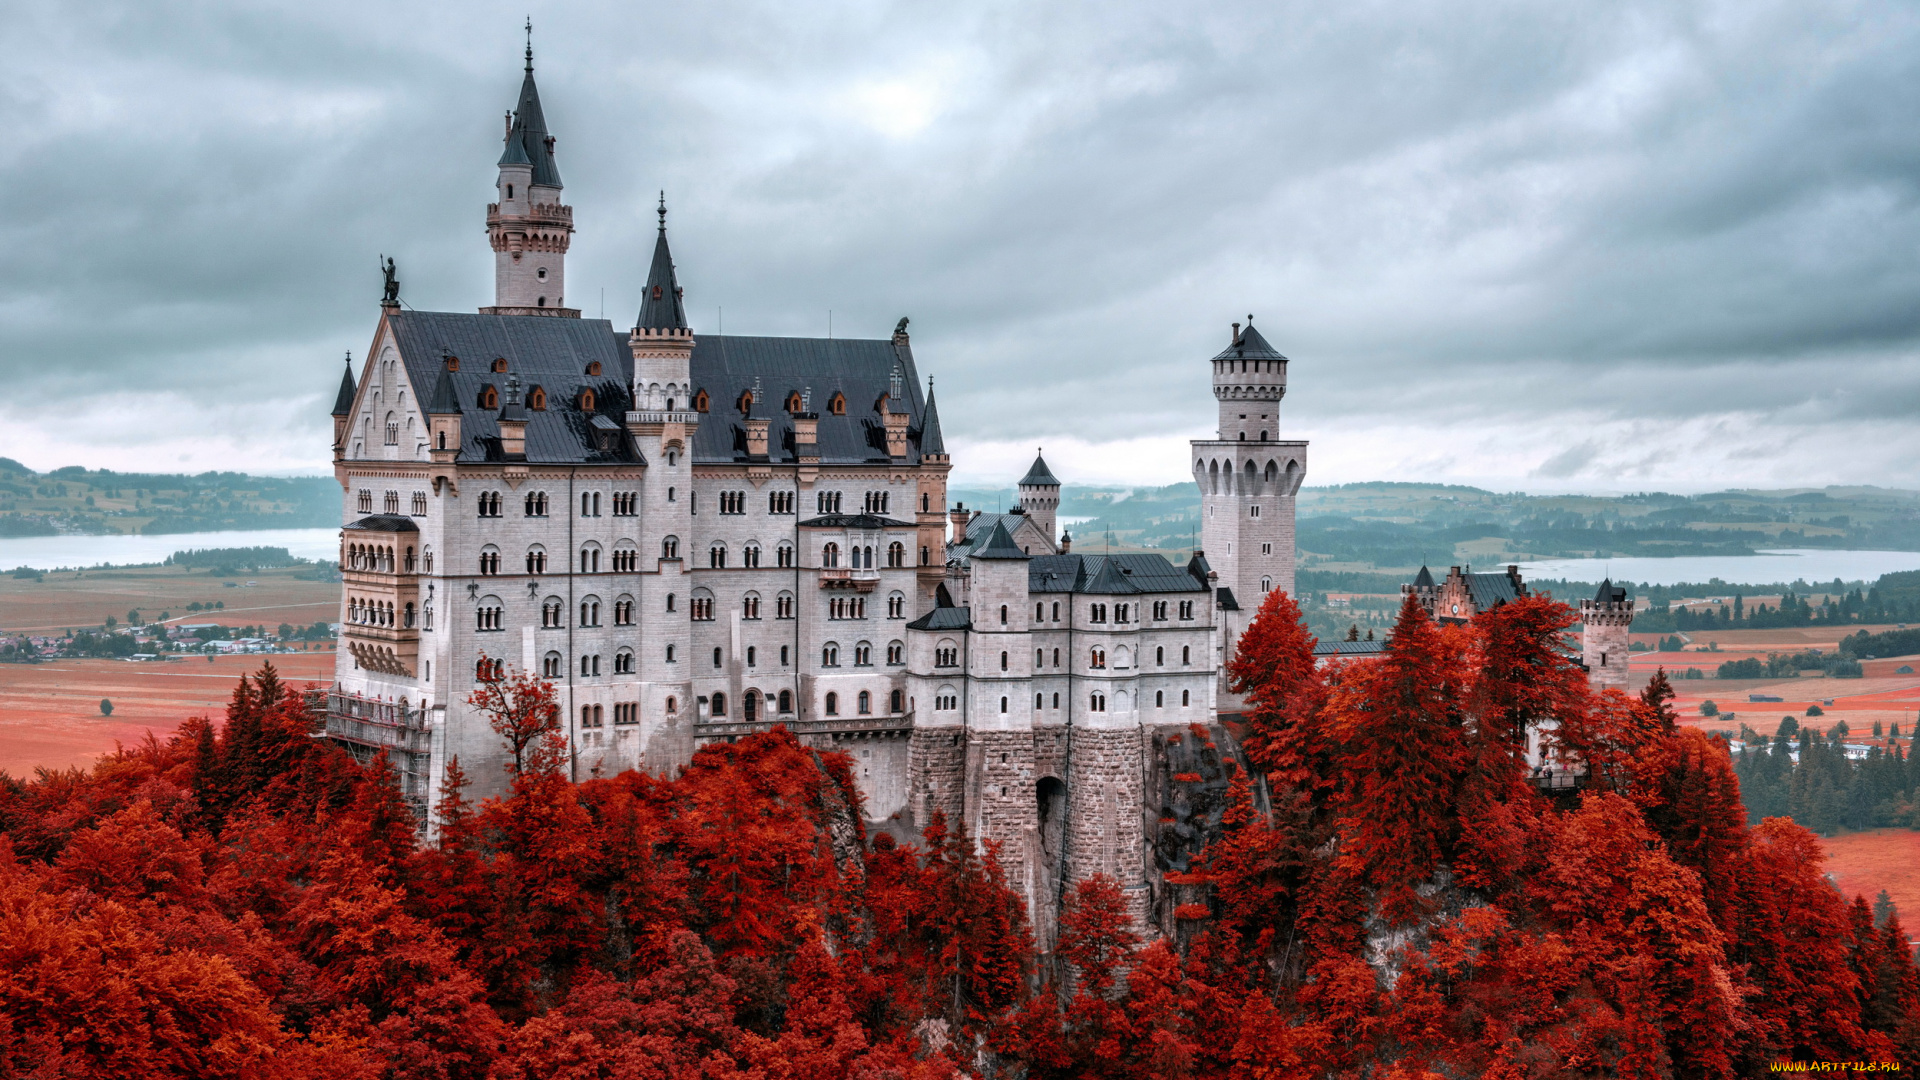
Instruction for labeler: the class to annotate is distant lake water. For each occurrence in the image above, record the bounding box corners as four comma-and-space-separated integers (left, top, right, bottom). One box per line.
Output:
0, 528, 341, 571
1516, 549, 1920, 588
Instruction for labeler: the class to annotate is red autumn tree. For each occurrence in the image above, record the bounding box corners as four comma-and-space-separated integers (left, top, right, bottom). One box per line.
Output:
465, 659, 561, 777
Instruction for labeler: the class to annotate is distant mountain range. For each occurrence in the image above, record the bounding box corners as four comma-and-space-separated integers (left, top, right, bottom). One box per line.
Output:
0, 460, 336, 537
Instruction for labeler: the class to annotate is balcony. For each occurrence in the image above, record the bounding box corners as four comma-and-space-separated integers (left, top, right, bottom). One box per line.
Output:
625, 409, 701, 426
819, 567, 882, 591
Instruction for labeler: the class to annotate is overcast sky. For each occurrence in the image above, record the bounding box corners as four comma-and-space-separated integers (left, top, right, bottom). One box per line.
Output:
3, 0, 1917, 492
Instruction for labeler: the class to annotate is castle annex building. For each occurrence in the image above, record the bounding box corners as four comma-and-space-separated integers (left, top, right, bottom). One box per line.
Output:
324, 46, 1308, 941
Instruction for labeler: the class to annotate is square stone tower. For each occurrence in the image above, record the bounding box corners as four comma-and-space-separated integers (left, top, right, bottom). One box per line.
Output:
1581, 580, 1635, 691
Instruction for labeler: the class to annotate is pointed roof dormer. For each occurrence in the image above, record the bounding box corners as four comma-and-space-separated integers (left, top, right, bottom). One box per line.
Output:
500, 33, 562, 189
427, 366, 461, 415
971, 519, 1031, 561
636, 193, 689, 332
1213, 318, 1286, 363
331, 354, 357, 416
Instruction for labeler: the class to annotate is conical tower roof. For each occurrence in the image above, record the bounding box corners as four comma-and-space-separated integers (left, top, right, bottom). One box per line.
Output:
498, 41, 562, 188
636, 194, 689, 331
427, 366, 461, 415
1211, 318, 1286, 362
1019, 450, 1059, 487
331, 357, 357, 416
918, 380, 946, 456
1413, 565, 1434, 588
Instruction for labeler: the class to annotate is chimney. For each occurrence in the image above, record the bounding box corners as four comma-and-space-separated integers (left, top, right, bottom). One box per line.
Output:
884, 363, 909, 459
1060, 530, 1071, 553
745, 377, 770, 459
949, 502, 970, 537
497, 375, 529, 460
1231, 322, 1240, 343
793, 387, 819, 464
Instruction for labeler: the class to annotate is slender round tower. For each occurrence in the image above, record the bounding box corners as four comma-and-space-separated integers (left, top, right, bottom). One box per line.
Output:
1016, 450, 1060, 548
481, 32, 577, 318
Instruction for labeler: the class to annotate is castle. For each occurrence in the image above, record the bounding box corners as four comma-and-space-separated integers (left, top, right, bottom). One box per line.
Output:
323, 43, 1624, 942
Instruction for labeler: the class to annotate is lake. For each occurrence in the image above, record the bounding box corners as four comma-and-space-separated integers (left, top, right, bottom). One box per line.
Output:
1516, 549, 1920, 588
0, 528, 342, 571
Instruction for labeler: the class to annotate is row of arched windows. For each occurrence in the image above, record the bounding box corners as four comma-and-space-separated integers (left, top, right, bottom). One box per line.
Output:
1197, 456, 1302, 495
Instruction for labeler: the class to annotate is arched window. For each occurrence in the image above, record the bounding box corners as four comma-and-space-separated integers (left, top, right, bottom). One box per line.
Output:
666, 695, 677, 713
666, 644, 676, 663
693, 389, 710, 412
578, 388, 597, 411
1091, 646, 1106, 669
999, 604, 1008, 625
827, 392, 846, 415
999, 696, 1008, 713
585, 361, 602, 376
479, 384, 499, 409
786, 391, 803, 414
825, 692, 839, 716
711, 692, 727, 717
857, 690, 871, 715
1000, 650, 1009, 671
543, 651, 562, 677
708, 543, 727, 569
528, 386, 547, 410
1182, 645, 1191, 665
778, 689, 793, 713
822, 543, 840, 568
1156, 646, 1165, 666
492, 358, 508, 373
1182, 689, 1190, 706
823, 643, 839, 666
1261, 577, 1272, 592
662, 536, 680, 559
887, 542, 904, 568
1036, 603, 1045, 621
737, 390, 753, 414
890, 689, 904, 713
713, 646, 723, 668
1156, 690, 1165, 708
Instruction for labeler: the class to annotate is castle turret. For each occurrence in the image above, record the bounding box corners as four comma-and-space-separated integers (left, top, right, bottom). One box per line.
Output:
1192, 317, 1306, 671
481, 34, 577, 317
330, 354, 357, 460
1581, 579, 1634, 691
963, 521, 1042, 916
1017, 450, 1061, 548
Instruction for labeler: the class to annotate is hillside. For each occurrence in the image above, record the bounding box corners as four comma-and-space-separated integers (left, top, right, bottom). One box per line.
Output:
0, 459, 336, 536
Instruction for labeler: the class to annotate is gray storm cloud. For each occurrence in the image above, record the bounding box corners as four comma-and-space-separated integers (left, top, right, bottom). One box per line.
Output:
1, 0, 1916, 489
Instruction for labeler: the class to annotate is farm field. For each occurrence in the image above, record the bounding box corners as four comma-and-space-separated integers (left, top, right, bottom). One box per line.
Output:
1822, 830, 1920, 937
0, 564, 338, 634
0, 652, 335, 776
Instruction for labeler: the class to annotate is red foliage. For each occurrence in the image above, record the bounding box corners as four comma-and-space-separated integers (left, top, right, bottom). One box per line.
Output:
3, 648, 1912, 1076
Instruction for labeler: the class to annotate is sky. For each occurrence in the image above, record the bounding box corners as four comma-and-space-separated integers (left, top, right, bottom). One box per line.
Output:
3, 0, 1918, 493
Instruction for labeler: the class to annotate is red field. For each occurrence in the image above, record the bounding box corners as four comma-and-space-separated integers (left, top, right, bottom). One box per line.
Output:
0, 652, 335, 776
1822, 829, 1920, 935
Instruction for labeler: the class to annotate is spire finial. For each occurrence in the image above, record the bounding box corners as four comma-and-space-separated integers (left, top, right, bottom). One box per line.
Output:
1247, 313, 1254, 324
657, 191, 667, 233
524, 17, 533, 72
344, 350, 352, 366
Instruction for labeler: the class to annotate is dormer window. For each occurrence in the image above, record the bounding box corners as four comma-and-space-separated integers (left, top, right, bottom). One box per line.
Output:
828, 392, 846, 415
528, 386, 547, 410
479, 385, 499, 409
585, 361, 602, 376
737, 391, 753, 415
444, 356, 459, 371
578, 389, 597, 411
693, 389, 710, 412
492, 358, 508, 373
786, 392, 803, 414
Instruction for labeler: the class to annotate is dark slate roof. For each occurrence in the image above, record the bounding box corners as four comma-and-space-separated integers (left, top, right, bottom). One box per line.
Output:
798, 513, 914, 529
1594, 578, 1629, 603
1027, 553, 1207, 595
906, 606, 973, 631
499, 58, 562, 188
636, 215, 688, 331
1018, 451, 1060, 487
686, 334, 930, 465
971, 520, 1030, 560
1213, 319, 1285, 363
1462, 572, 1526, 612
345, 514, 419, 533
382, 310, 934, 466
331, 362, 357, 416
386, 311, 637, 464
920, 384, 946, 455
1314, 639, 1388, 657
1217, 587, 1240, 612
1412, 565, 1435, 588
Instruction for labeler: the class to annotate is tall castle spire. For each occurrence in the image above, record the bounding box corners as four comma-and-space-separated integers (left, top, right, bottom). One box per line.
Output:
636, 193, 688, 331
482, 23, 578, 317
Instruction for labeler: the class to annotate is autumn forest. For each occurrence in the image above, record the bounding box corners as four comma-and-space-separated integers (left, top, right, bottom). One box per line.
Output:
1, 590, 1916, 1077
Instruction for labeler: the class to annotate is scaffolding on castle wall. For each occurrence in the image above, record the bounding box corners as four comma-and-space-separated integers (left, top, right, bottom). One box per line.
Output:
323, 689, 434, 811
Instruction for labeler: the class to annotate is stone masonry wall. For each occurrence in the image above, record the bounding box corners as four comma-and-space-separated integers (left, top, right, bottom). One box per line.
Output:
1064, 725, 1150, 930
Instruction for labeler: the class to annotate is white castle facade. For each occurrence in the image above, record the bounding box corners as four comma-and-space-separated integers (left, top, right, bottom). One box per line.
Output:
325, 47, 1306, 937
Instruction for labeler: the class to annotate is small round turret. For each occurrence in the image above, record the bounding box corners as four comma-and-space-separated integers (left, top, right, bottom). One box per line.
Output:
1212, 316, 1287, 442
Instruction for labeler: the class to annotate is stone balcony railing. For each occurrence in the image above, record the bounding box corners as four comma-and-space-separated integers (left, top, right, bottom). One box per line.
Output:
818, 568, 882, 591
